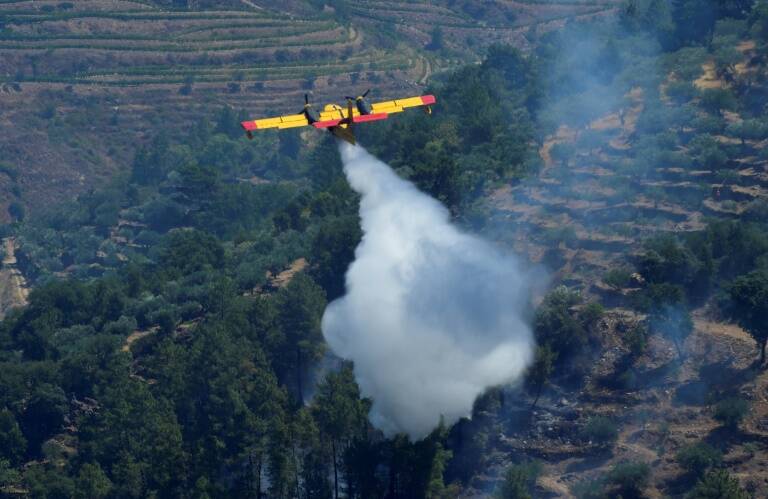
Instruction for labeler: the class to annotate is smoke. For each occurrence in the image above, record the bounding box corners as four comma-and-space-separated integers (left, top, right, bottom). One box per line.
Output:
321, 144, 536, 440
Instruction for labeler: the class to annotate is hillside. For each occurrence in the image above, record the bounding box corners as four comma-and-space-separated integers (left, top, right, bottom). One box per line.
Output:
0, 0, 622, 223
473, 32, 768, 496
1, 0, 768, 498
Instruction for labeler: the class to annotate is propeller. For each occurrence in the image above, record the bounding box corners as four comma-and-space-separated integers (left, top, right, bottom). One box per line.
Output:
300, 93, 311, 113
345, 89, 372, 101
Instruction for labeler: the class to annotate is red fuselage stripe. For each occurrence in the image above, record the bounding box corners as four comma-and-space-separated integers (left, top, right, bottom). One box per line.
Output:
353, 113, 388, 123
313, 119, 342, 128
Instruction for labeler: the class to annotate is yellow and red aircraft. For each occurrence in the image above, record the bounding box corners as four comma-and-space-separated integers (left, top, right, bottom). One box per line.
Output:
240, 90, 436, 145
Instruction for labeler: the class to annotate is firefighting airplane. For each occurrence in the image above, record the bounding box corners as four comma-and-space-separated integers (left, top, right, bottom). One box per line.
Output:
240, 90, 436, 145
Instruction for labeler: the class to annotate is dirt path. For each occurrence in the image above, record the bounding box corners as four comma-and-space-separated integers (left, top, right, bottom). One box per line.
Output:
693, 314, 753, 344
121, 328, 158, 353
0, 237, 29, 318
694, 61, 724, 90
540, 125, 576, 168
269, 257, 307, 288
418, 56, 432, 85
538, 475, 574, 498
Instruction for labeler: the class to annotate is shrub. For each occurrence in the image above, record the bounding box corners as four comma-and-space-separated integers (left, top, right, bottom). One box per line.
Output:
494, 461, 541, 499
623, 324, 648, 357
686, 469, 748, 499
713, 397, 749, 429
604, 267, 633, 290
580, 302, 605, 330
606, 461, 650, 498
676, 442, 722, 477
580, 416, 618, 448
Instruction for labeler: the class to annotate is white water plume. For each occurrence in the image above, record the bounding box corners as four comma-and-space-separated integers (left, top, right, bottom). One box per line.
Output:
321, 144, 536, 439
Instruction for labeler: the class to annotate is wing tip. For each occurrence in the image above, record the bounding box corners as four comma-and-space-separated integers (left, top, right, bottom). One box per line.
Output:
241, 121, 258, 131
421, 95, 436, 105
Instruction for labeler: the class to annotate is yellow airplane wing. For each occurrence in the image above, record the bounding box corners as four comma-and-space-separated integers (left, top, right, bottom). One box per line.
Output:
241, 113, 309, 133
371, 94, 436, 114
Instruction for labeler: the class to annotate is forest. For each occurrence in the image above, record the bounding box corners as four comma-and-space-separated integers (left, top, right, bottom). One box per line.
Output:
1, 0, 768, 497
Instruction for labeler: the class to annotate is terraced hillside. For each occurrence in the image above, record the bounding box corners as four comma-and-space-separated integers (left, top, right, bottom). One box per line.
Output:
0, 0, 425, 221
468, 31, 768, 497
252, 0, 622, 60
346, 0, 621, 54
490, 47, 768, 296
0, 0, 627, 223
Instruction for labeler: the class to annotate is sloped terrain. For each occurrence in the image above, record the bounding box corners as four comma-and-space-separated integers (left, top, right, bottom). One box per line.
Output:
0, 0, 627, 223
467, 31, 768, 498
1, 2, 768, 498
0, 0, 423, 220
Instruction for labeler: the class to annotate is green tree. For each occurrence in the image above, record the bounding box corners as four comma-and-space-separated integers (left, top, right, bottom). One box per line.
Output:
676, 442, 722, 477
425, 436, 458, 499
604, 268, 633, 290
726, 119, 767, 146
159, 229, 224, 276
623, 323, 649, 358
178, 324, 279, 494
526, 344, 557, 410
310, 216, 361, 300
606, 461, 650, 499
534, 286, 590, 362
21, 384, 68, 455
580, 416, 618, 449
672, 0, 716, 46
275, 273, 327, 402
494, 461, 541, 499
636, 233, 708, 295
699, 88, 737, 116
75, 463, 113, 499
713, 397, 749, 429
686, 469, 748, 499
78, 379, 186, 496
23, 464, 75, 499
0, 409, 26, 465
0, 459, 21, 489
729, 270, 768, 365
312, 364, 368, 499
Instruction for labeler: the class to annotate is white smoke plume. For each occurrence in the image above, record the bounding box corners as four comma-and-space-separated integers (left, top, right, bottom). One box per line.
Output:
321, 144, 536, 439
